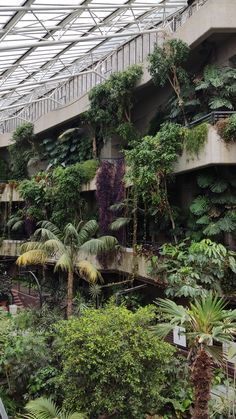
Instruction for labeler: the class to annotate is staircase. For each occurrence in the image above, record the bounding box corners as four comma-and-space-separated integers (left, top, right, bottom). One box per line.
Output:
11, 288, 24, 309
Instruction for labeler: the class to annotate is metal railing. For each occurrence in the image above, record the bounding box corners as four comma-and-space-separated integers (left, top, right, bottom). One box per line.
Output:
189, 111, 236, 127
0, 0, 208, 134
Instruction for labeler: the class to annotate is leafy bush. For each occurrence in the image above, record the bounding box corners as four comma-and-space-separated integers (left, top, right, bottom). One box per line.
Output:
9, 123, 35, 179
55, 304, 175, 418
216, 114, 236, 142
148, 238, 236, 298
87, 65, 142, 148
149, 39, 190, 125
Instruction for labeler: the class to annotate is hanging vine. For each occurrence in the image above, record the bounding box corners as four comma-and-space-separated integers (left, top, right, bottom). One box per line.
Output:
86, 65, 143, 153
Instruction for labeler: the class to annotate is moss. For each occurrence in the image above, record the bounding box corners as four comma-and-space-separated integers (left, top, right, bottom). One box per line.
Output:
185, 123, 209, 157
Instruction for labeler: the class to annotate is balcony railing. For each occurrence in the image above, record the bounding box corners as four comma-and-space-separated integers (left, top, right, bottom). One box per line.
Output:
0, 0, 209, 135
189, 111, 236, 127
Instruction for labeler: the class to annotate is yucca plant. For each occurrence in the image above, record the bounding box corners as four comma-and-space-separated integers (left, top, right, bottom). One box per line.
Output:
16, 220, 118, 317
20, 397, 87, 419
154, 293, 236, 419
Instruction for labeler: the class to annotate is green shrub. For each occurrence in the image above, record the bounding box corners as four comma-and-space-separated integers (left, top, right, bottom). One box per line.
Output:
55, 304, 175, 418
217, 114, 236, 142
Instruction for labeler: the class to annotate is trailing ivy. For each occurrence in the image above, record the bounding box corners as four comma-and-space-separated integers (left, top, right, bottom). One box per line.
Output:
86, 65, 143, 153
9, 123, 36, 180
184, 123, 209, 157
42, 128, 93, 166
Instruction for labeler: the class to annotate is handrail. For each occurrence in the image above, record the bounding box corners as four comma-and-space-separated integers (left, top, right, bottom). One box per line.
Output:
189, 111, 236, 127
0, 0, 209, 135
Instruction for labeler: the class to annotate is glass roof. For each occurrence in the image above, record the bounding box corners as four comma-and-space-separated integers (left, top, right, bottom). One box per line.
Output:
0, 0, 187, 115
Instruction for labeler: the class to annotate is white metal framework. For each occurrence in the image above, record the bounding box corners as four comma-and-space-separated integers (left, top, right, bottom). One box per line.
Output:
0, 1, 187, 117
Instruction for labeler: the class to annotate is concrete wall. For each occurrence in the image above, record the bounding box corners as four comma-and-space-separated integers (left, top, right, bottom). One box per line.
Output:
0, 184, 23, 202
0, 240, 161, 284
174, 125, 236, 174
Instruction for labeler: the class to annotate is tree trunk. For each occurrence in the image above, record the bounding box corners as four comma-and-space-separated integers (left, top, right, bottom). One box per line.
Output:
191, 348, 212, 419
67, 270, 74, 318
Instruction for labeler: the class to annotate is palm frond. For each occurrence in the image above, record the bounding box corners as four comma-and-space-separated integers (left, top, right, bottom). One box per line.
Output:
80, 236, 118, 255
58, 128, 81, 142
21, 397, 87, 419
110, 202, 126, 212
77, 260, 103, 284
37, 221, 61, 237
110, 217, 131, 231
54, 252, 72, 272
63, 223, 80, 246
12, 220, 25, 231
43, 239, 66, 256
77, 219, 98, 245
151, 322, 175, 339
16, 249, 48, 266
156, 298, 190, 324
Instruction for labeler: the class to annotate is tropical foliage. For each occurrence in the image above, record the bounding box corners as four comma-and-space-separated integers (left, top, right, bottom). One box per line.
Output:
154, 292, 236, 419
148, 239, 236, 298
149, 39, 190, 125
87, 64, 142, 153
21, 397, 86, 419
188, 167, 236, 240
41, 128, 93, 166
16, 220, 118, 316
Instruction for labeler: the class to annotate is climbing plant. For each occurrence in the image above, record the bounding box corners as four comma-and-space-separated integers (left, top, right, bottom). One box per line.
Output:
86, 65, 142, 153
125, 122, 184, 242
42, 128, 93, 166
149, 39, 190, 125
9, 123, 36, 180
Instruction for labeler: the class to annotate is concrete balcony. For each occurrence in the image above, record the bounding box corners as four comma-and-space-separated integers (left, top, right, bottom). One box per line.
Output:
0, 240, 161, 284
2, 0, 236, 143
0, 183, 23, 202
174, 125, 236, 174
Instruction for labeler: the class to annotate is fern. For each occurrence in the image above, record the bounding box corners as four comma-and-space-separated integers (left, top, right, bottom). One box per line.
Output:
110, 217, 131, 231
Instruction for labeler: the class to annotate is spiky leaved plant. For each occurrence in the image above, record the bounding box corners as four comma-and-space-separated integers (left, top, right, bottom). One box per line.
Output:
16, 220, 118, 317
153, 292, 236, 419
21, 397, 87, 419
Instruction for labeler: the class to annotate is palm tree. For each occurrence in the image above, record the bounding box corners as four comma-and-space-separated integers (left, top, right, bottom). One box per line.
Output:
154, 292, 236, 419
21, 396, 87, 419
16, 220, 118, 317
